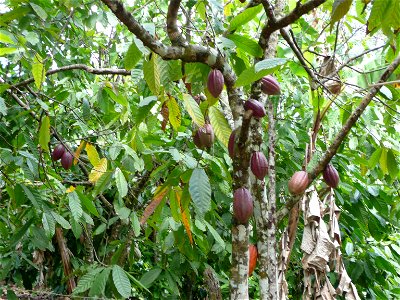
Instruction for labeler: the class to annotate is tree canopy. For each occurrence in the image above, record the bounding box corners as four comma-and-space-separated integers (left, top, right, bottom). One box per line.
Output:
1, 0, 400, 299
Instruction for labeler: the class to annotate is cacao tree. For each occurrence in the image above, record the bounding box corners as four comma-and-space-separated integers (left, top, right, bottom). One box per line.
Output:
1, 0, 400, 299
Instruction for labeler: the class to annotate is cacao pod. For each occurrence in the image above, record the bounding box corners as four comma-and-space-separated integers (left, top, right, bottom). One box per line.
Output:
233, 187, 253, 224
327, 80, 342, 95
239, 0, 246, 2
244, 99, 266, 118
250, 151, 268, 180
261, 75, 281, 95
288, 171, 309, 195
228, 131, 235, 158
198, 124, 215, 148
193, 130, 203, 149
207, 69, 224, 98
323, 164, 339, 188
248, 244, 258, 276
52, 144, 65, 161
61, 151, 73, 170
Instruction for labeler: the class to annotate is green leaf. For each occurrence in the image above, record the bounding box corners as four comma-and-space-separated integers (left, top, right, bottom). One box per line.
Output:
89, 267, 111, 297
229, 4, 262, 32
140, 268, 162, 288
330, 0, 352, 27
51, 212, 71, 229
124, 41, 142, 70
204, 220, 225, 249
379, 148, 388, 175
42, 212, 55, 237
9, 217, 35, 248
115, 168, 128, 198
112, 265, 132, 298
20, 184, 43, 209
76, 191, 99, 217
182, 94, 204, 127
38, 115, 50, 152
368, 0, 391, 31
92, 168, 113, 197
143, 54, 161, 95
0, 32, 14, 44
235, 63, 283, 87
104, 87, 128, 107
160, 60, 183, 85
189, 168, 211, 217
0, 6, 31, 26
167, 96, 181, 130
32, 53, 45, 89
0, 97, 7, 116
30, 3, 47, 20
130, 211, 141, 237
226, 34, 263, 58
0, 47, 17, 56
387, 149, 399, 179
73, 268, 103, 294
368, 148, 382, 168
254, 58, 288, 73
68, 192, 83, 221
208, 106, 232, 147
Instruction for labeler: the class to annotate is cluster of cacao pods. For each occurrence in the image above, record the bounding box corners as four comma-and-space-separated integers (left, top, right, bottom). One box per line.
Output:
193, 124, 215, 149
52, 144, 73, 170
207, 69, 224, 98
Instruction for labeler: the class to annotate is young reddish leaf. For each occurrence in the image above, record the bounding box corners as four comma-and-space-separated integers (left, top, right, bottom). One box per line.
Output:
140, 185, 170, 225
176, 188, 193, 245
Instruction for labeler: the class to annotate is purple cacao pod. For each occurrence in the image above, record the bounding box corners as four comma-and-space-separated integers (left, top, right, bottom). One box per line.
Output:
233, 187, 253, 224
244, 99, 266, 118
207, 69, 224, 98
193, 130, 203, 149
250, 151, 268, 180
228, 131, 235, 158
61, 151, 73, 170
198, 124, 215, 148
323, 164, 339, 188
261, 75, 281, 95
52, 144, 65, 161
288, 171, 309, 195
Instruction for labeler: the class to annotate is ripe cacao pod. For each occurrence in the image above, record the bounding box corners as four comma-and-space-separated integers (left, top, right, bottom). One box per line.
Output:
288, 171, 309, 195
198, 124, 215, 148
233, 187, 253, 224
52, 144, 65, 161
61, 151, 73, 170
244, 99, 266, 118
323, 164, 339, 188
228, 131, 235, 158
193, 130, 203, 149
207, 69, 224, 98
248, 244, 258, 276
261, 75, 281, 95
251, 151, 268, 180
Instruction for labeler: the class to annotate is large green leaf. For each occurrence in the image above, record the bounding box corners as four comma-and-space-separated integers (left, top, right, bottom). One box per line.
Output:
143, 54, 161, 95
182, 94, 205, 127
140, 268, 162, 288
229, 4, 262, 32
189, 168, 211, 217
254, 58, 288, 73
204, 220, 225, 249
76, 191, 99, 217
387, 149, 399, 179
330, 0, 353, 28
38, 115, 50, 152
368, 0, 391, 31
51, 212, 71, 229
115, 167, 128, 198
89, 267, 111, 297
68, 191, 83, 221
73, 268, 103, 294
124, 41, 142, 70
226, 34, 263, 58
32, 53, 45, 89
112, 265, 132, 298
208, 106, 232, 147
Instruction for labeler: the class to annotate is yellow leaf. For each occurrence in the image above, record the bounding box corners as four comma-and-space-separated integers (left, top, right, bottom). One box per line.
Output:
224, 2, 232, 17
74, 140, 87, 165
32, 53, 45, 89
66, 186, 75, 193
176, 189, 193, 245
167, 96, 181, 130
89, 158, 108, 183
86, 143, 100, 166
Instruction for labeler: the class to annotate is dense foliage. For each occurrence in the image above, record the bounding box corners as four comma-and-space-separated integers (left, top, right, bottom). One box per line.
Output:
0, 0, 400, 298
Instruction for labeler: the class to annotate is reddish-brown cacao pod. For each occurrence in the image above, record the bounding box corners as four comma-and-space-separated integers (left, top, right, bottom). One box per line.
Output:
288, 171, 309, 195
198, 124, 215, 148
244, 99, 266, 118
228, 131, 235, 158
250, 151, 268, 180
233, 187, 253, 224
61, 151, 73, 170
52, 144, 65, 161
323, 164, 339, 188
207, 69, 224, 98
248, 244, 258, 276
261, 75, 281, 95
193, 130, 203, 149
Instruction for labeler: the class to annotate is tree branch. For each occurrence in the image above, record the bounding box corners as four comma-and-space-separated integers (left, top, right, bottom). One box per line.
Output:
167, 0, 186, 46
10, 64, 131, 89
